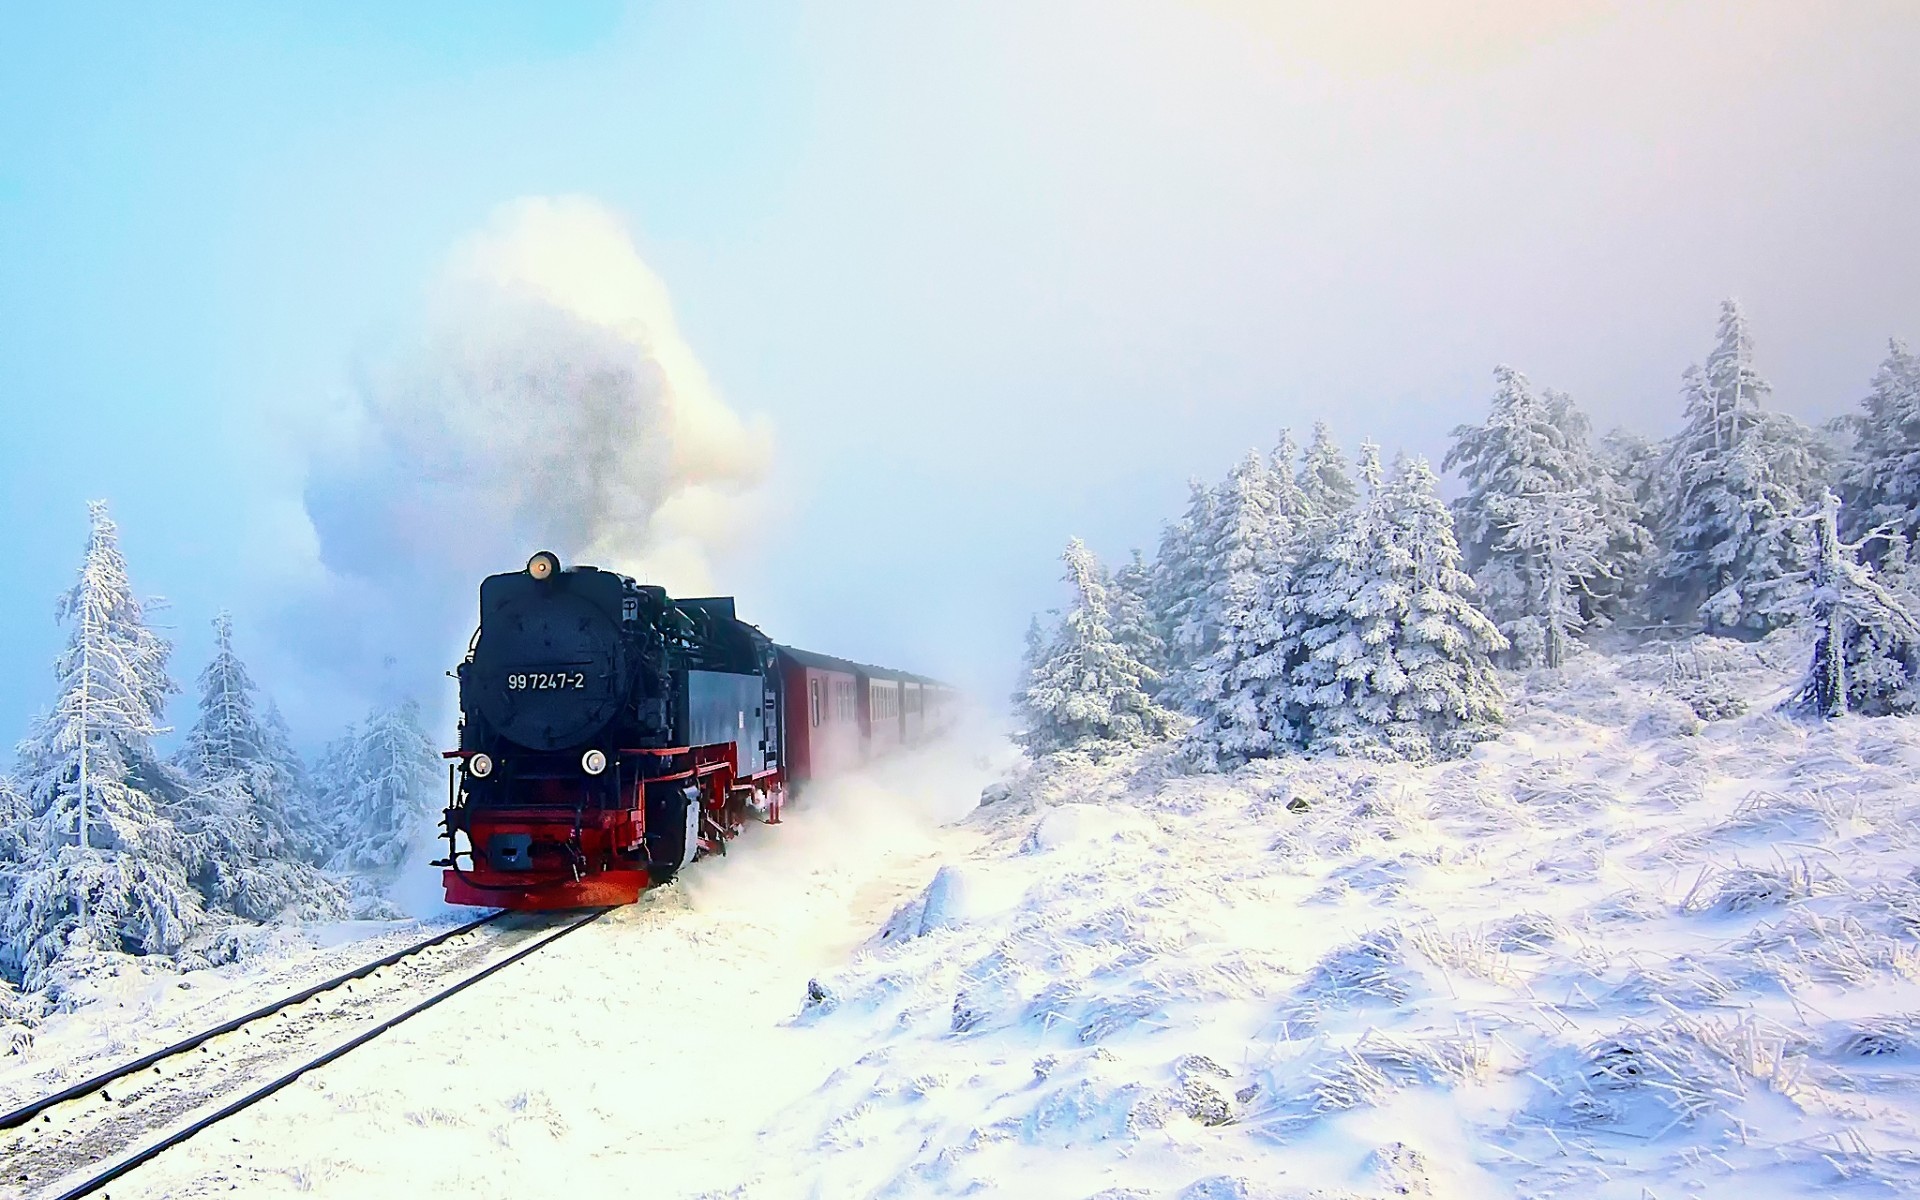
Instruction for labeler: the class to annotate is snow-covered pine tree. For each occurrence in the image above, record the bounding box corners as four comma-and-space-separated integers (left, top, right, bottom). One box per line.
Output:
326, 699, 442, 873
258, 701, 327, 863
1151, 481, 1217, 687
1014, 540, 1176, 757
0, 775, 26, 904
309, 724, 356, 864
1013, 615, 1049, 702
1544, 390, 1656, 621
1186, 431, 1310, 766
1165, 450, 1282, 712
175, 615, 307, 852
178, 614, 265, 782
3, 502, 202, 991
1287, 448, 1507, 761
173, 613, 340, 921
1590, 426, 1661, 619
1296, 421, 1358, 525
1444, 367, 1611, 665
1501, 482, 1606, 668
1185, 550, 1292, 769
1267, 428, 1309, 530
1790, 490, 1920, 718
1107, 549, 1167, 687
1651, 300, 1831, 636
1841, 340, 1920, 551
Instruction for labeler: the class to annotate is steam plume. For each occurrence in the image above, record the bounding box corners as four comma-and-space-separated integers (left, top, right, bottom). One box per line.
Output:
294, 196, 772, 717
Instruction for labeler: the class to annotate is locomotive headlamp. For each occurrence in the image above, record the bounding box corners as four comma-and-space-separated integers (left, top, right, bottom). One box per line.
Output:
468, 752, 494, 778
527, 551, 560, 581
581, 748, 608, 776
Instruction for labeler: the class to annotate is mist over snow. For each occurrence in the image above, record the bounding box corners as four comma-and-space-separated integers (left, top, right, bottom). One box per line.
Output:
288, 196, 773, 723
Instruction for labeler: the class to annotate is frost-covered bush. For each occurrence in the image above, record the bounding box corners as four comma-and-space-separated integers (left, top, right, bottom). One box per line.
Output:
1681, 859, 1830, 915
1308, 1030, 1488, 1112
1299, 928, 1415, 1007
1536, 1015, 1807, 1139
0, 973, 40, 1054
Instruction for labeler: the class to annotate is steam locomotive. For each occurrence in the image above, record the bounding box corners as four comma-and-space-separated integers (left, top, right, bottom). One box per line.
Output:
438, 551, 955, 909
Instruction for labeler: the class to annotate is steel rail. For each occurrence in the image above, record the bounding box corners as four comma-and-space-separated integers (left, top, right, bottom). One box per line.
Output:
0, 911, 504, 1134
43, 905, 613, 1200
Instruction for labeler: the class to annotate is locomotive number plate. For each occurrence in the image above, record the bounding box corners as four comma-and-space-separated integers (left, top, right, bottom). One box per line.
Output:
506, 671, 588, 691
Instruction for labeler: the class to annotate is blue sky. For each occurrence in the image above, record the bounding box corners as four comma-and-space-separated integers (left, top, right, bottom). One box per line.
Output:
2, 2, 1918, 750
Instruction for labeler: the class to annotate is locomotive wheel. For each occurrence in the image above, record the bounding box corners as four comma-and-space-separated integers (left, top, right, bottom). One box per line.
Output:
644, 785, 698, 884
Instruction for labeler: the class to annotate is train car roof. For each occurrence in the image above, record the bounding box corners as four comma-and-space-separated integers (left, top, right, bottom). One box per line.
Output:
776, 644, 952, 689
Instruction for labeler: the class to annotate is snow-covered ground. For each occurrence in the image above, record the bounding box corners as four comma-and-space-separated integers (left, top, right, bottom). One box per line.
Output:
735, 634, 1920, 1199
63, 732, 1009, 1198
19, 638, 1920, 1199
0, 916, 471, 1111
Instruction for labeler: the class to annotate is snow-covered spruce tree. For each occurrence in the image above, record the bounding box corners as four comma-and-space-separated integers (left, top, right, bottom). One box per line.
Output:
326, 699, 442, 873
1164, 450, 1282, 711
1151, 480, 1218, 688
3, 502, 202, 991
1544, 389, 1657, 621
173, 613, 338, 921
1187, 431, 1311, 765
0, 775, 27, 906
1522, 484, 1607, 668
1841, 340, 1920, 551
1297, 420, 1358, 525
1107, 549, 1167, 687
1789, 490, 1920, 718
175, 614, 310, 852
308, 723, 356, 863
1444, 367, 1611, 665
1015, 540, 1176, 757
1287, 449, 1507, 761
258, 701, 329, 862
1592, 426, 1662, 615
1651, 300, 1831, 636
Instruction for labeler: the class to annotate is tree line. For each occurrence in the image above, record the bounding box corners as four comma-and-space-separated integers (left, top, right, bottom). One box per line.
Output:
0, 502, 443, 1007
1015, 301, 1920, 762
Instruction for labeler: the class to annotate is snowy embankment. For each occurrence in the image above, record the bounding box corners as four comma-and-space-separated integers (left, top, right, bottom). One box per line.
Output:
734, 634, 1920, 1199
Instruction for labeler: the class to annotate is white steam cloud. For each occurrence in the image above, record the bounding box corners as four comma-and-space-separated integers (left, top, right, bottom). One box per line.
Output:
294, 196, 771, 716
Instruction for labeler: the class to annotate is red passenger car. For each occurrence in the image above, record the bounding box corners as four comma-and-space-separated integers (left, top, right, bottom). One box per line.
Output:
778, 646, 867, 782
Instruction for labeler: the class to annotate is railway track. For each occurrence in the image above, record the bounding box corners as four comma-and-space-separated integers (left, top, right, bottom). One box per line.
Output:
0, 906, 612, 1200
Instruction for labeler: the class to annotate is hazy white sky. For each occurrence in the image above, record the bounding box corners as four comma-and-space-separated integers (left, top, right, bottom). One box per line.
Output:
1, 1, 1916, 742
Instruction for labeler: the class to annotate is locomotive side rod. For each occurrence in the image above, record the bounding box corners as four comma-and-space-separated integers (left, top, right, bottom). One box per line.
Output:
0, 910, 506, 1134
41, 905, 614, 1200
